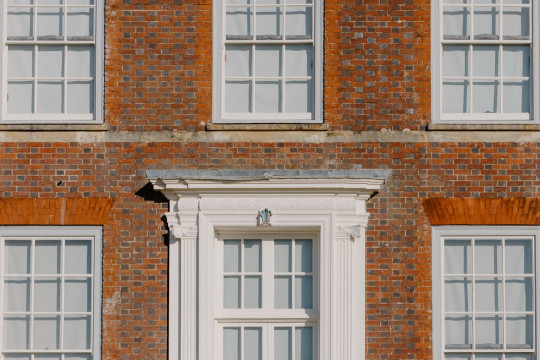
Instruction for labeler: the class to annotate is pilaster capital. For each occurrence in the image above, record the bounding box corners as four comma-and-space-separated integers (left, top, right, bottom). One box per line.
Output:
165, 212, 198, 241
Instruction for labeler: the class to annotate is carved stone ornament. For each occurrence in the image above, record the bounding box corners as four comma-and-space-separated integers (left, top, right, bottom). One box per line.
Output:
165, 212, 198, 240
199, 198, 335, 212
336, 225, 365, 242
170, 224, 198, 240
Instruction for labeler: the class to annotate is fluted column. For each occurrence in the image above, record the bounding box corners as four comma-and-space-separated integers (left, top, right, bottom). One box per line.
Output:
165, 200, 199, 360
331, 220, 367, 359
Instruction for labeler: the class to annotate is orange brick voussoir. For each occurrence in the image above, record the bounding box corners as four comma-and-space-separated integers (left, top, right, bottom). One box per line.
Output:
0, 198, 114, 226
422, 198, 540, 226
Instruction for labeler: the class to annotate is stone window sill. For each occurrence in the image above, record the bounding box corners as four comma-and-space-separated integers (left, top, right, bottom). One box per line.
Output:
428, 123, 540, 131
206, 123, 329, 131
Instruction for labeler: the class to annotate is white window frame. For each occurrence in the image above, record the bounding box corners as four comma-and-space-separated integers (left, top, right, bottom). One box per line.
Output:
215, 232, 320, 359
212, 0, 323, 124
431, 0, 540, 124
147, 170, 387, 360
0, 0, 104, 124
0, 226, 102, 359
433, 226, 540, 360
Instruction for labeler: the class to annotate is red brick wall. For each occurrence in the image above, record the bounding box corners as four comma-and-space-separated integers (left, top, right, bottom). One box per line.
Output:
0, 0, 538, 358
1, 142, 539, 358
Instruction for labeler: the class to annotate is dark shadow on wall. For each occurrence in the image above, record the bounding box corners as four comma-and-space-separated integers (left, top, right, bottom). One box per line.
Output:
135, 182, 169, 203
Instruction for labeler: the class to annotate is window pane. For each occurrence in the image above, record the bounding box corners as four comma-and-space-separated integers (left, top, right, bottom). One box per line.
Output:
244, 328, 262, 360
5, 278, 30, 312
295, 239, 312, 272
65, 240, 92, 274
224, 240, 241, 272
442, 46, 469, 77
285, 80, 311, 113
503, 46, 530, 77
442, 81, 470, 113
226, 7, 253, 37
67, 46, 95, 77
34, 316, 60, 350
35, 355, 62, 360
285, 7, 312, 38
67, 8, 94, 38
256, 7, 282, 38
255, 46, 281, 77
285, 45, 312, 76
8, 46, 35, 78
475, 315, 502, 349
255, 80, 281, 112
445, 355, 472, 360
68, 0, 94, 4
244, 276, 261, 308
8, 8, 34, 38
503, 7, 529, 38
64, 356, 92, 360
4, 356, 31, 360
40, 0, 63, 5
506, 355, 533, 360
295, 276, 313, 309
274, 328, 292, 360
505, 277, 533, 311
67, 81, 94, 114
445, 315, 472, 348
444, 240, 472, 274
475, 355, 502, 360
503, 81, 530, 113
506, 315, 533, 349
65, 278, 92, 312
37, 7, 64, 38
8, 0, 34, 4
34, 278, 61, 312
474, 239, 501, 274
35, 240, 61, 274
244, 240, 261, 272
274, 276, 292, 308
38, 46, 64, 78
474, 6, 499, 39
226, 45, 252, 77
475, 277, 502, 312
8, 81, 34, 114
274, 240, 291, 272
225, 81, 252, 113
63, 316, 91, 350
295, 327, 313, 360
472, 46, 499, 78
4, 316, 30, 349
472, 80, 499, 113
5, 240, 31, 274
224, 276, 241, 308
443, 7, 470, 39
37, 81, 64, 113
223, 328, 240, 360
505, 239, 532, 274
445, 277, 472, 312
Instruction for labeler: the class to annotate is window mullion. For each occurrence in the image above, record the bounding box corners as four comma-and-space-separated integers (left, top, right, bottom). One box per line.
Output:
30, 238, 35, 351
471, 237, 476, 351
502, 236, 506, 351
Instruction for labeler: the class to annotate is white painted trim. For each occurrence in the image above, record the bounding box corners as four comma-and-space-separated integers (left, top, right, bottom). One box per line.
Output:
212, 0, 323, 124
0, 226, 102, 359
431, 0, 539, 124
432, 226, 540, 359
0, 0, 104, 124
152, 176, 383, 360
